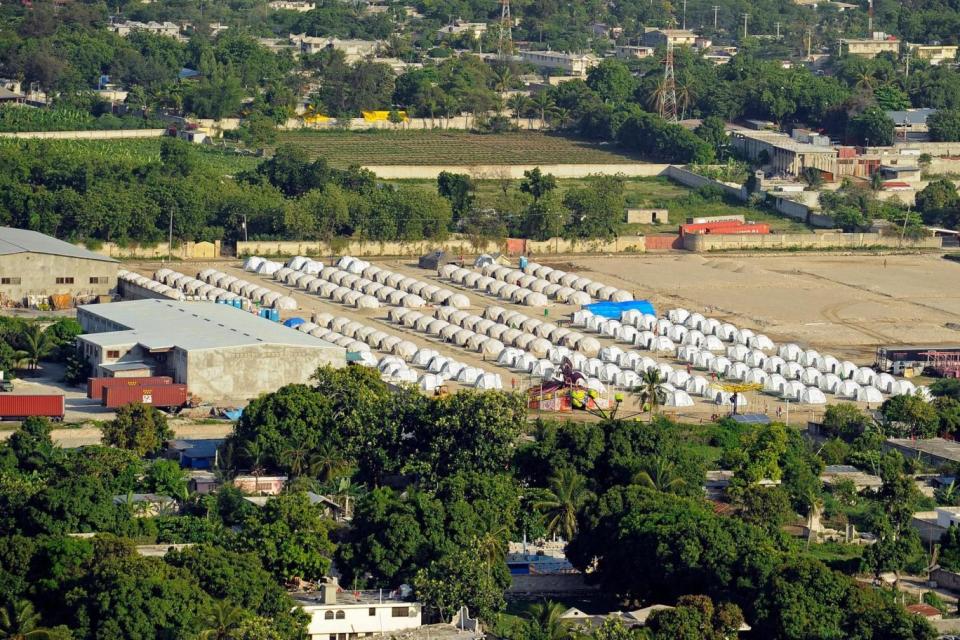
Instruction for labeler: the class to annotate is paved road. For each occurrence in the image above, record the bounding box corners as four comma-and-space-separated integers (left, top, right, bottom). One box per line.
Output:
0, 421, 234, 448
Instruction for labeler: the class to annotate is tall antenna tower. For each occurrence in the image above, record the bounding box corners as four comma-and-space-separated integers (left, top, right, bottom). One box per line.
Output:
497, 0, 513, 60
660, 42, 679, 123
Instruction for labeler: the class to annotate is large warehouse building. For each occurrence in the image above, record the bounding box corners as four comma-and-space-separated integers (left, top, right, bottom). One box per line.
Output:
0, 227, 118, 306
76, 299, 346, 403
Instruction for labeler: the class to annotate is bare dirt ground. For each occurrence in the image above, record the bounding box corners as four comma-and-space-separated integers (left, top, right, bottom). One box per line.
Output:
126, 252, 960, 425
555, 253, 960, 362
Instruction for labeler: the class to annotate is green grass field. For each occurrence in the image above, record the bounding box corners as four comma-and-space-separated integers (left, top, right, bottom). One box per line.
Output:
274, 130, 645, 166
0, 138, 260, 175
395, 176, 814, 233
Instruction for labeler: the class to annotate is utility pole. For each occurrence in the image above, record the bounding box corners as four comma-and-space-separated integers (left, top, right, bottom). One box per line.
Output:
167, 211, 174, 263
775, 21, 780, 39
742, 13, 749, 39
806, 28, 812, 58
868, 0, 873, 33
905, 50, 911, 77
682, 0, 687, 30
712, 5, 719, 28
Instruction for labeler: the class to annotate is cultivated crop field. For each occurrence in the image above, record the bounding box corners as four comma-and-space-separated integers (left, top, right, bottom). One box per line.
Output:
275, 130, 645, 166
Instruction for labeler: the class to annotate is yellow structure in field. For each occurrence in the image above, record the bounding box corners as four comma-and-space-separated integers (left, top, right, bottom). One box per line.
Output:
361, 110, 408, 122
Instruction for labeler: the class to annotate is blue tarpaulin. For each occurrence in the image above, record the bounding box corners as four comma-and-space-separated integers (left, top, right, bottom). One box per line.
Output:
282, 317, 305, 328
584, 300, 656, 318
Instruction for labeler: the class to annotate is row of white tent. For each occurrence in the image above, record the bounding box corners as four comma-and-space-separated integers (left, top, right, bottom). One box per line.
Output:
272, 264, 384, 310
118, 270, 184, 301
663, 306, 930, 402
335, 256, 469, 308
195, 268, 298, 310
481, 306, 603, 357
444, 263, 585, 306
151, 267, 291, 309
588, 309, 778, 352
305, 312, 501, 390
518, 261, 634, 302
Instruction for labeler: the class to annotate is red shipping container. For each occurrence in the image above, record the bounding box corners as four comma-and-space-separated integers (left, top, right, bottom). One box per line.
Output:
0, 395, 65, 420
102, 384, 188, 409
87, 376, 174, 399
680, 220, 749, 235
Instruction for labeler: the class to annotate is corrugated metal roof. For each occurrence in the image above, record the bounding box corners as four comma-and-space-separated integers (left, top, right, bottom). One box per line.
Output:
77, 299, 342, 351
0, 227, 117, 263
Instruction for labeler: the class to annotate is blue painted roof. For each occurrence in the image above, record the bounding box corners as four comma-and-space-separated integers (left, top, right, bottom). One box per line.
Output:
584, 300, 656, 318
171, 438, 224, 458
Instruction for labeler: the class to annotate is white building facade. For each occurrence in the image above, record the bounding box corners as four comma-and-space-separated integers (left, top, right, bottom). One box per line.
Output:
296, 582, 423, 640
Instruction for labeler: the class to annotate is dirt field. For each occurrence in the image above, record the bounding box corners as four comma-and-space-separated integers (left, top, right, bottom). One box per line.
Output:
274, 131, 643, 166
556, 252, 960, 361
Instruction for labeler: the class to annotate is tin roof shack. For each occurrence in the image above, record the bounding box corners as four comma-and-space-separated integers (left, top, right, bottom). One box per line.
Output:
0, 227, 117, 307
76, 299, 345, 405
821, 465, 883, 491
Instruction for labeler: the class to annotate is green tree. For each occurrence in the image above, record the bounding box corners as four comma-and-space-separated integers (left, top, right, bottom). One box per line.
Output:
586, 60, 637, 104
848, 107, 895, 146
413, 545, 506, 623
880, 395, 940, 438
694, 116, 731, 160
533, 469, 591, 541
519, 168, 557, 202
821, 403, 870, 441
101, 403, 172, 456
524, 601, 569, 640
145, 459, 188, 500
18, 324, 53, 371
0, 598, 55, 640
647, 595, 745, 640
563, 174, 626, 241
928, 108, 960, 142
234, 492, 335, 582
634, 369, 666, 416
437, 172, 475, 221
198, 600, 246, 640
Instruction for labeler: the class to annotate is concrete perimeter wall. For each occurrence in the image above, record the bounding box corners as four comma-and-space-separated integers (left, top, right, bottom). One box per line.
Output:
362, 163, 671, 180
0, 129, 165, 140
238, 235, 647, 258
683, 231, 942, 251
665, 165, 747, 200
85, 241, 221, 260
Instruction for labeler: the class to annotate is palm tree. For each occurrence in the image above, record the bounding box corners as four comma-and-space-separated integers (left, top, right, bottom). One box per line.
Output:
507, 93, 530, 125
647, 78, 668, 114
198, 600, 245, 640
525, 601, 570, 640
476, 526, 508, 568
634, 369, 666, 416
493, 64, 513, 95
551, 107, 572, 131
0, 599, 52, 640
633, 457, 685, 493
19, 324, 52, 371
855, 71, 878, 92
676, 82, 695, 120
282, 446, 309, 477
309, 443, 349, 483
242, 440, 266, 494
532, 469, 591, 541
532, 91, 556, 130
